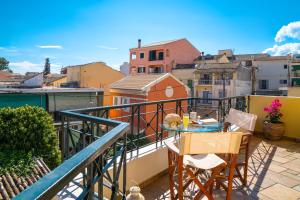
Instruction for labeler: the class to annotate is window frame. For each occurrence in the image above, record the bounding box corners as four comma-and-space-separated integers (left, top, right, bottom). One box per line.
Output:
137, 66, 146, 73
140, 52, 144, 59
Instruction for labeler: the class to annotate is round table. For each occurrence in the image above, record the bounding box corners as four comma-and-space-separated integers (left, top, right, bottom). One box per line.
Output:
162, 121, 223, 138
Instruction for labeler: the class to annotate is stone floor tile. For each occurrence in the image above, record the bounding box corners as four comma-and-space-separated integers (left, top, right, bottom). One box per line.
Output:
271, 155, 290, 163
290, 153, 300, 159
282, 161, 300, 173
293, 184, 300, 192
264, 170, 299, 188
260, 184, 300, 200
280, 171, 300, 181
266, 163, 287, 173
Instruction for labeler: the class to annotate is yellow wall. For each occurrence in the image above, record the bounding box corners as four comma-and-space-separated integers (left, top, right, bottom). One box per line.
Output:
249, 95, 300, 139
51, 76, 67, 87
66, 62, 125, 105
288, 87, 300, 97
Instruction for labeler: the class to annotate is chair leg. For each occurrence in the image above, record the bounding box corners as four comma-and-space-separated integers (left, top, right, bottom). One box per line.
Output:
226, 155, 237, 200
168, 150, 175, 200
243, 144, 249, 186
177, 156, 184, 200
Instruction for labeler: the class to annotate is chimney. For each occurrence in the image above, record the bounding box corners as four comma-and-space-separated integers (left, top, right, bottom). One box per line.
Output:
138, 39, 141, 48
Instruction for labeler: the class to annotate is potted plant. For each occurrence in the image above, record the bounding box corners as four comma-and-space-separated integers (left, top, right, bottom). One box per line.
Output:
263, 99, 285, 140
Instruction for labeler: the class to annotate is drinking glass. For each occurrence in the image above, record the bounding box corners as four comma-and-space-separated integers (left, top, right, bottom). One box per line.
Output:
183, 113, 189, 130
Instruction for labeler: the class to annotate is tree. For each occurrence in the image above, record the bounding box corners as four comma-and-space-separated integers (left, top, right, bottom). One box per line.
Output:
0, 57, 12, 72
43, 58, 51, 75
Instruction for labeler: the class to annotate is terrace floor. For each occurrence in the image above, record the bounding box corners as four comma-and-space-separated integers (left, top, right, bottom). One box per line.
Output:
142, 136, 300, 200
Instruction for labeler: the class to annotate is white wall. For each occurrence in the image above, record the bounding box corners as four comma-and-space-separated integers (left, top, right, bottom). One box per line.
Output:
120, 62, 130, 76
23, 73, 44, 87
254, 60, 289, 90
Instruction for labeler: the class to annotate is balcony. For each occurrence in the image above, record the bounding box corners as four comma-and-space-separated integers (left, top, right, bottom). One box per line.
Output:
198, 79, 212, 85
214, 79, 231, 85
15, 96, 300, 200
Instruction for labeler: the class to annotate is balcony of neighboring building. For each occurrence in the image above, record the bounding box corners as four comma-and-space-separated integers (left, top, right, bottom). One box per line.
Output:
148, 65, 164, 74
12, 96, 300, 200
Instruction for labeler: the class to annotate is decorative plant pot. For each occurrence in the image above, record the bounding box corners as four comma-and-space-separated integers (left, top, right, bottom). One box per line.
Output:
263, 121, 285, 140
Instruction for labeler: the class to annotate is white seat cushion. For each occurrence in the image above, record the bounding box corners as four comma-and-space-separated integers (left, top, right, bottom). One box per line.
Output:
183, 154, 226, 170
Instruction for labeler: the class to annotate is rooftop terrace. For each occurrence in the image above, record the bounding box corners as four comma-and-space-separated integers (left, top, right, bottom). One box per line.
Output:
12, 95, 300, 200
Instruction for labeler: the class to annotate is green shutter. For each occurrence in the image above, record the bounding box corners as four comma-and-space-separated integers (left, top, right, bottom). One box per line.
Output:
292, 65, 300, 71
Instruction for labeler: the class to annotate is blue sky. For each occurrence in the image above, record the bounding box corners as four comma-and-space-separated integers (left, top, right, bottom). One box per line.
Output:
1, 0, 300, 74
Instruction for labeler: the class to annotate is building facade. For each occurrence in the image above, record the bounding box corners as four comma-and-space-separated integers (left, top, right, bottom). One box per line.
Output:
288, 54, 300, 96
193, 50, 259, 103
171, 64, 196, 96
129, 38, 201, 75
63, 62, 124, 105
254, 56, 290, 96
109, 73, 189, 139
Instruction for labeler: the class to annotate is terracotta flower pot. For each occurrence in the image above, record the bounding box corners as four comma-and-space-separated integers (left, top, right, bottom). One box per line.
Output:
263, 121, 285, 140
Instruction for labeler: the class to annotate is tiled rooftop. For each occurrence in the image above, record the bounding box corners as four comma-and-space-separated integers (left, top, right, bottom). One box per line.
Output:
142, 136, 300, 200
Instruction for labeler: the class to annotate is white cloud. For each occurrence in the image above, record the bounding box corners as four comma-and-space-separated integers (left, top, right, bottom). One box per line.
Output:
9, 61, 62, 74
36, 45, 63, 49
263, 43, 300, 56
275, 21, 300, 42
96, 45, 118, 50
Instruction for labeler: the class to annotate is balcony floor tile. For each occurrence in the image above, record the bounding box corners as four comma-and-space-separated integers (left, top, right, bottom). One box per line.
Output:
142, 136, 300, 200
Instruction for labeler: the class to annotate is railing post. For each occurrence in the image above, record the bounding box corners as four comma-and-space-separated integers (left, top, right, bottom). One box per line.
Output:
122, 132, 127, 200
98, 154, 103, 200
130, 106, 135, 158
66, 117, 70, 160
160, 103, 164, 146
60, 116, 65, 161
247, 96, 250, 113
111, 143, 118, 200
218, 99, 222, 122
156, 103, 160, 148
137, 105, 141, 155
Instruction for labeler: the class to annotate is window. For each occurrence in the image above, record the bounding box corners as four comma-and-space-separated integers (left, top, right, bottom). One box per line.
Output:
284, 64, 288, 69
149, 50, 157, 61
140, 52, 144, 59
137, 66, 146, 73
280, 80, 288, 84
166, 49, 170, 57
113, 96, 120, 105
131, 52, 136, 60
259, 80, 269, 89
158, 52, 164, 60
121, 97, 130, 111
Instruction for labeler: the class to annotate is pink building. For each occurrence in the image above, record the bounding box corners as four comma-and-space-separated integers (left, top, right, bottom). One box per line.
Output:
129, 38, 201, 75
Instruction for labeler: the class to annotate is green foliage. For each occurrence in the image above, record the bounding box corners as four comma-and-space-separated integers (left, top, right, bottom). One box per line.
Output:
0, 106, 61, 172
0, 57, 11, 71
0, 150, 35, 176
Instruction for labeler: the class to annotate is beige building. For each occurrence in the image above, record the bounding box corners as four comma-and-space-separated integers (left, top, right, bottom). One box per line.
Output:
171, 64, 195, 96
193, 50, 265, 103
64, 62, 125, 105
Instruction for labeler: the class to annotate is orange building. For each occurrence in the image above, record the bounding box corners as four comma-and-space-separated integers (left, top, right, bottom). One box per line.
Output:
109, 73, 189, 139
129, 38, 201, 75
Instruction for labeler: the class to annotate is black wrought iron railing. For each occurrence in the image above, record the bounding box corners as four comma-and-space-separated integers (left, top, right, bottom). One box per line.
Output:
15, 96, 248, 200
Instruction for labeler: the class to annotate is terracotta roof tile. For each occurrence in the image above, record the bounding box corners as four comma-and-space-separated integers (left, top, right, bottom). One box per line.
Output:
110, 74, 167, 91
0, 158, 50, 199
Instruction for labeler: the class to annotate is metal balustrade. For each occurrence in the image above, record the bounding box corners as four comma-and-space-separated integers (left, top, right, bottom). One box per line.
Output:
15, 96, 249, 200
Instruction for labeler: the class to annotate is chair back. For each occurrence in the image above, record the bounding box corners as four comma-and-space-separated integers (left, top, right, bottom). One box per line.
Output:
225, 108, 257, 132
179, 132, 243, 155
